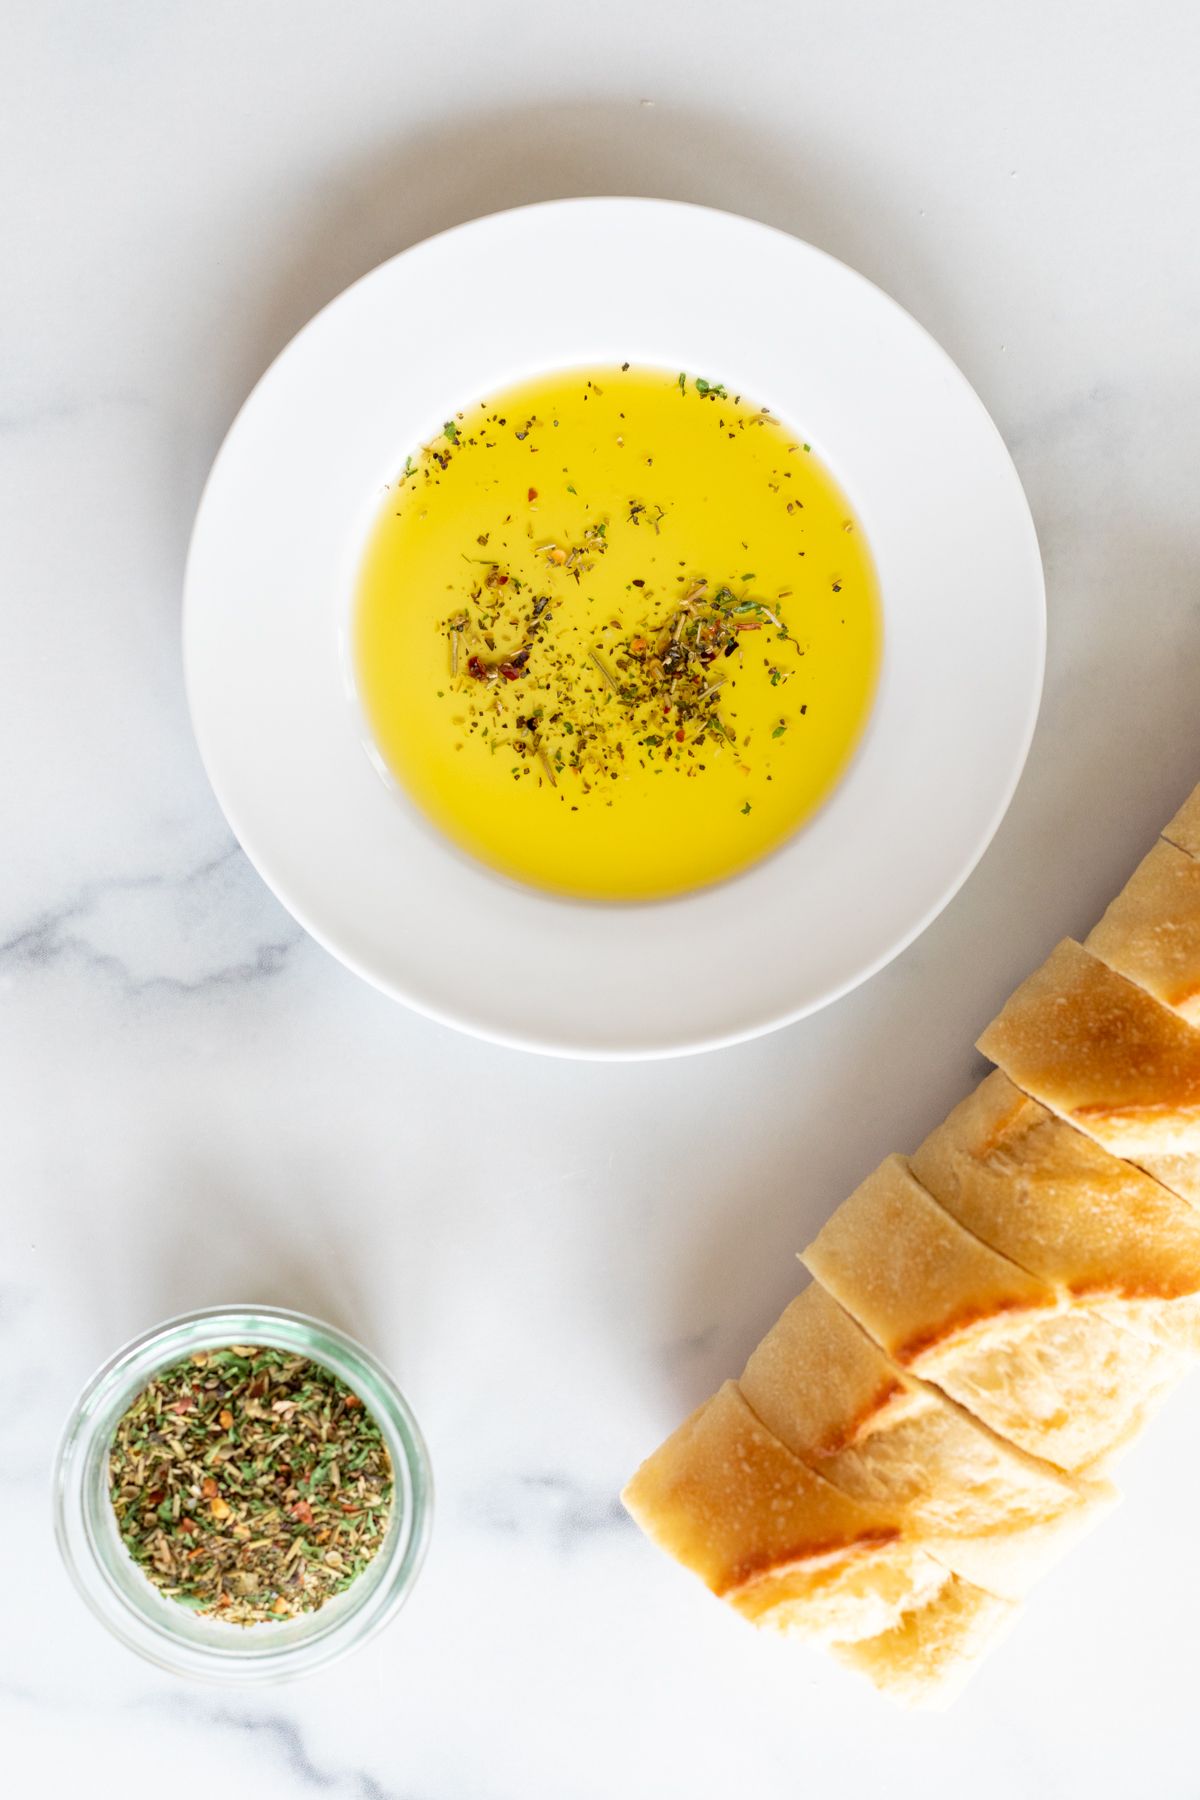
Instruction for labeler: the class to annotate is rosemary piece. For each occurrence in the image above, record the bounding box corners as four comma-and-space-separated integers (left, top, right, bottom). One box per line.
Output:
108, 1347, 393, 1625
588, 649, 622, 695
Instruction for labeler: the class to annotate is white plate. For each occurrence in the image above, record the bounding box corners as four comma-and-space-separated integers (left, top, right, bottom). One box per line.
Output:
184, 198, 1044, 1059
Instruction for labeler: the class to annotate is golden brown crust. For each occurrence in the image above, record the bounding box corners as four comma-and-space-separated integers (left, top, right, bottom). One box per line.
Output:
1137, 1150, 1200, 1208
620, 1382, 962, 1646
976, 939, 1200, 1159
1086, 839, 1200, 1024
801, 1154, 1185, 1469
801, 1154, 1056, 1369
621, 1381, 904, 1598
741, 1283, 923, 1457
726, 1526, 899, 1591
737, 1279, 1110, 1594
910, 1069, 1200, 1301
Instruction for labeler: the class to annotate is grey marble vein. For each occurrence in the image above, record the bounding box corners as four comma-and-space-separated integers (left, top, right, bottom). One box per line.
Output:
8, 6, 1200, 1795
141, 1698, 412, 1799
0, 844, 304, 996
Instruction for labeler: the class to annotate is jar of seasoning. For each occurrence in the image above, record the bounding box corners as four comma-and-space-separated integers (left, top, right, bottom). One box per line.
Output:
54, 1304, 432, 1681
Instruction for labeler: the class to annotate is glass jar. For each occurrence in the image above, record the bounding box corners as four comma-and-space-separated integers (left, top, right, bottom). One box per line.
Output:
53, 1304, 432, 1682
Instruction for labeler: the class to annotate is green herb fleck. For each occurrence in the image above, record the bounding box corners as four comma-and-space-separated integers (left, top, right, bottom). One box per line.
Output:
107, 1348, 393, 1627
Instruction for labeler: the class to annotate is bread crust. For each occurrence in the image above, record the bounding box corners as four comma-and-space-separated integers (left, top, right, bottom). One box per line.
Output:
800, 1154, 1056, 1367
1087, 837, 1200, 1024
977, 939, 1200, 1179
911, 1069, 1200, 1305
621, 1382, 950, 1643
739, 1281, 1114, 1596
623, 784, 1200, 1703
801, 1153, 1183, 1469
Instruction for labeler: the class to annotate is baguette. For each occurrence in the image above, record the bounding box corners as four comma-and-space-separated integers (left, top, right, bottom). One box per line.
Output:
831, 1575, 1019, 1710
1086, 837, 1200, 1024
910, 1069, 1200, 1352
623, 779, 1200, 1706
621, 1382, 950, 1644
801, 1154, 1181, 1470
976, 937, 1200, 1204
739, 1281, 1114, 1596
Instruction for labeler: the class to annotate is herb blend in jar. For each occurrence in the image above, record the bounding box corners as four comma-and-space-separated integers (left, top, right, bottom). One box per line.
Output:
108, 1345, 393, 1624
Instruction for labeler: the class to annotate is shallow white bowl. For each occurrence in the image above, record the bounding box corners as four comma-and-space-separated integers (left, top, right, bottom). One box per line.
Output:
184, 197, 1044, 1059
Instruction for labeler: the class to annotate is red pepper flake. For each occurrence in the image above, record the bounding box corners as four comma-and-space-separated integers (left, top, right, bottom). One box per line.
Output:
344, 1395, 363, 1409
498, 662, 521, 681
528, 487, 538, 501
467, 655, 488, 681
291, 1498, 315, 1526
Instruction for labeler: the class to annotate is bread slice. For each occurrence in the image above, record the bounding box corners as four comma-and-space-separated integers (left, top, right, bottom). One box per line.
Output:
621, 1381, 951, 1644
739, 1282, 1114, 1596
831, 1576, 1020, 1709
910, 1069, 1200, 1352
1163, 779, 1200, 859
976, 937, 1200, 1204
1086, 837, 1200, 1025
801, 1154, 1178, 1470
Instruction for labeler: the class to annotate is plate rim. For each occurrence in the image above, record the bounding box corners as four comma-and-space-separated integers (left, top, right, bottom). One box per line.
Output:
183, 195, 1045, 1061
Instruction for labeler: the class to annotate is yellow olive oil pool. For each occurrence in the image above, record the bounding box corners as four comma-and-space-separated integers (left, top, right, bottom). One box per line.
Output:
354, 365, 880, 900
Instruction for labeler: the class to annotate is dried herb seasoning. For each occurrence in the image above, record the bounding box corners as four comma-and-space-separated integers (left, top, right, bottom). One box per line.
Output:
354, 360, 881, 897
441, 570, 796, 788
108, 1347, 393, 1625
413, 374, 813, 806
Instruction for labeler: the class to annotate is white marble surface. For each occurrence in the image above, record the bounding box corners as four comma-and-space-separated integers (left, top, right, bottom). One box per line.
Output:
5, 2, 1200, 1793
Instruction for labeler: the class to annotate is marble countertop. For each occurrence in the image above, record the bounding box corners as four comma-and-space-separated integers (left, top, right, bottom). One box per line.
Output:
6, 2, 1200, 1794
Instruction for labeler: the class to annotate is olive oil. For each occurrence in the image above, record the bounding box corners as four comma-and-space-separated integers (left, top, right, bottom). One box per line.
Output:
354, 365, 880, 900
